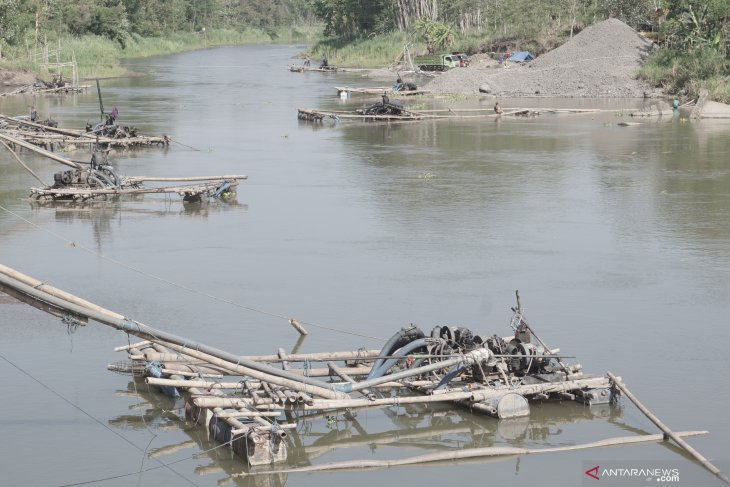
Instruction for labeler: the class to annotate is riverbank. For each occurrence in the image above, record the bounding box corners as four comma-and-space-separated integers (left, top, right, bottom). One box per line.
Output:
0, 25, 322, 83
424, 19, 657, 98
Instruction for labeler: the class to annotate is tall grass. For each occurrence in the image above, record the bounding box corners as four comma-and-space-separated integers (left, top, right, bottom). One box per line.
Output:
638, 48, 730, 103
7, 25, 322, 79
309, 32, 409, 68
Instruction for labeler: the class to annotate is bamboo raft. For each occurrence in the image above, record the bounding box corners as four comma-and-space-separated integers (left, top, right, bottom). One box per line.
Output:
289, 65, 340, 73
297, 105, 650, 124
0, 84, 90, 97
3, 263, 726, 484
0, 132, 245, 203
0, 114, 170, 150
335, 86, 429, 97
297, 106, 541, 123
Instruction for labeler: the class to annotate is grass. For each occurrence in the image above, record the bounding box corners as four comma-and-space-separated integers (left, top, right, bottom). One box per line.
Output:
638, 47, 730, 103
308, 32, 411, 68
3, 25, 323, 80
306, 27, 563, 69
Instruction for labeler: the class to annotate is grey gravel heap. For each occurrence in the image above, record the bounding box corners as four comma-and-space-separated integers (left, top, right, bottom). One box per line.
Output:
426, 19, 656, 98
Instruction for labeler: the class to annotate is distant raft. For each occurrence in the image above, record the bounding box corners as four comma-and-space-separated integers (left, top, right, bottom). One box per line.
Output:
289, 64, 340, 73
0, 114, 169, 150
335, 86, 429, 97
0, 131, 245, 203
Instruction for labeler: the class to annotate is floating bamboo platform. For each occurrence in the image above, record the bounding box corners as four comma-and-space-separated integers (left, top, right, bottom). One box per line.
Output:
0, 114, 170, 150
0, 132, 245, 203
298, 107, 423, 122
298, 105, 649, 124
297, 106, 540, 123
0, 84, 90, 97
289, 65, 340, 73
1, 265, 725, 482
335, 86, 429, 96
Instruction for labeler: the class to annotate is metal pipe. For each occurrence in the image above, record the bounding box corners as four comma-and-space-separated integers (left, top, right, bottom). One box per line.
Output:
339, 349, 492, 393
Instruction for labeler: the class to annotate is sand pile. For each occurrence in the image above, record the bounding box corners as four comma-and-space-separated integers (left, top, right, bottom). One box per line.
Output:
426, 18, 656, 97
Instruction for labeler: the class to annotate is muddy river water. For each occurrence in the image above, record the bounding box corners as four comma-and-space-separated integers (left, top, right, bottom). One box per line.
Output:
1, 44, 729, 486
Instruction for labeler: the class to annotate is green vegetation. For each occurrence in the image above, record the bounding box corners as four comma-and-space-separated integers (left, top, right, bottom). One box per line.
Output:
309, 32, 407, 68
0, 0, 319, 78
638, 0, 729, 103
1, 0, 726, 100
307, 0, 659, 68
310, 0, 727, 101
412, 19, 455, 55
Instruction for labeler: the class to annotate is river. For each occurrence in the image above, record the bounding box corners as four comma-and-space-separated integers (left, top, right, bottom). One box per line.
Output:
1, 44, 729, 487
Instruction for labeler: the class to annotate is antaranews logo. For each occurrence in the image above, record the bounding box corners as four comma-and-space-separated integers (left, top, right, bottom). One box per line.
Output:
582, 461, 682, 485
585, 466, 600, 480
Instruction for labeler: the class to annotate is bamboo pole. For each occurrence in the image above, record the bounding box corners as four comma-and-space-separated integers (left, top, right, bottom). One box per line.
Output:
0, 132, 81, 169
160, 368, 223, 379
0, 140, 49, 186
288, 318, 308, 335
124, 175, 248, 183
132, 349, 372, 377
146, 377, 246, 389
239, 349, 378, 363
0, 269, 349, 399
608, 372, 730, 485
30, 182, 231, 197
113, 340, 151, 352
0, 114, 90, 137
194, 377, 609, 412
0, 264, 122, 318
214, 409, 282, 418
235, 430, 709, 477
138, 338, 348, 400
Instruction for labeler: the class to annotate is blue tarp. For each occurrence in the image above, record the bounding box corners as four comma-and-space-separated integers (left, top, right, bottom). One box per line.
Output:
508, 51, 534, 62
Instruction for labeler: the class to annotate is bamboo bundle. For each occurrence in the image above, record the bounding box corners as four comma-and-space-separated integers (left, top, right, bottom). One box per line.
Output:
0, 113, 170, 148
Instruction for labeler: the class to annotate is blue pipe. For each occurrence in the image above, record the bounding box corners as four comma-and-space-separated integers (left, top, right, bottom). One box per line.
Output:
367, 328, 412, 379
368, 338, 438, 379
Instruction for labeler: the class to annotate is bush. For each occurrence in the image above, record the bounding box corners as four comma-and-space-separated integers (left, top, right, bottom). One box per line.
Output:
638, 47, 730, 102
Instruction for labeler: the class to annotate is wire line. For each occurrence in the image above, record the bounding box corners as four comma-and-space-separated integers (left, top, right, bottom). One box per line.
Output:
0, 204, 384, 341
0, 351, 198, 487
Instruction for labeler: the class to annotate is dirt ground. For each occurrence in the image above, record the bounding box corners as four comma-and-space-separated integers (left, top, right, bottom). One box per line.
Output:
0, 66, 36, 86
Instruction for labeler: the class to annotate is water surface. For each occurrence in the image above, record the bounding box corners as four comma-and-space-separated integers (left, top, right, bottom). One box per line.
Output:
1, 44, 729, 486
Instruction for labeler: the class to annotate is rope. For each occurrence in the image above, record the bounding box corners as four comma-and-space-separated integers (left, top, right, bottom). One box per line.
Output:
0, 204, 384, 341
57, 439, 234, 487
170, 139, 201, 152
0, 351, 198, 487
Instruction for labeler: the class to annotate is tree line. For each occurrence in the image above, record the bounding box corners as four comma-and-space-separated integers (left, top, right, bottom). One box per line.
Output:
312, 0, 727, 58
0, 0, 315, 49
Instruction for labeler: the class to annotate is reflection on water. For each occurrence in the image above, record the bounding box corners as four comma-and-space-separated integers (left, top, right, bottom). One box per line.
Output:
27, 198, 247, 249
2, 44, 730, 487
111, 379, 624, 486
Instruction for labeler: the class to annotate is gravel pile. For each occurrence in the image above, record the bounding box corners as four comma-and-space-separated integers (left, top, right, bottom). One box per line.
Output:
426, 19, 656, 97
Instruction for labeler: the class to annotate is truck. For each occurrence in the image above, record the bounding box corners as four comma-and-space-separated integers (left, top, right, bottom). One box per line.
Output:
416, 52, 470, 72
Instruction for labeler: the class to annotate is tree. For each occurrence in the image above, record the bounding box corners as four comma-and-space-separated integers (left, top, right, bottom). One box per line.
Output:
413, 17, 454, 54
312, 0, 393, 38
662, 0, 729, 56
